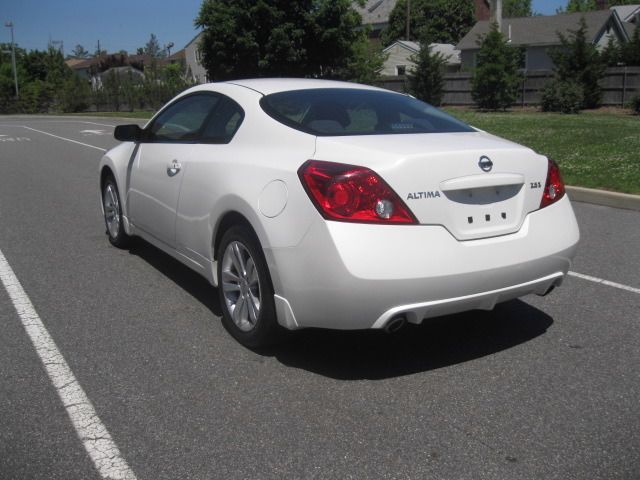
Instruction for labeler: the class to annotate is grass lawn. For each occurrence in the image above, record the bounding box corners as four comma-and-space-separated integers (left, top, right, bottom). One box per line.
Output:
444, 108, 640, 195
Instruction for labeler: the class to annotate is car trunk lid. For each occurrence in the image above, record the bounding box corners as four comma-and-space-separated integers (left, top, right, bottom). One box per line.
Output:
313, 131, 549, 240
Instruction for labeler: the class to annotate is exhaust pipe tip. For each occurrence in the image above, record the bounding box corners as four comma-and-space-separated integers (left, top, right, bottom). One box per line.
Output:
384, 315, 407, 334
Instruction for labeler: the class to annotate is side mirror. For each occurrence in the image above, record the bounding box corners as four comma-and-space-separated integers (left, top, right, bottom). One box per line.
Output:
114, 124, 144, 142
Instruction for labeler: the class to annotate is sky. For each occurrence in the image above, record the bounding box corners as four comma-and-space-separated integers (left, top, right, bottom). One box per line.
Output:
2, 0, 567, 55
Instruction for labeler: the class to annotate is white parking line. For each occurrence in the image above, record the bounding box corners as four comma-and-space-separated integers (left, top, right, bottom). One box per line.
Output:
81, 121, 116, 128
569, 271, 640, 295
22, 126, 107, 152
0, 120, 115, 128
0, 247, 137, 480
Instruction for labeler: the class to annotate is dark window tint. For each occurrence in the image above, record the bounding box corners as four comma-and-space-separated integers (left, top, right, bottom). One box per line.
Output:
201, 97, 245, 144
150, 94, 219, 142
260, 88, 474, 136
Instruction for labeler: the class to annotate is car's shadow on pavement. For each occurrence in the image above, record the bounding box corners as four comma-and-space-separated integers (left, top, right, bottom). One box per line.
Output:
264, 301, 553, 380
129, 240, 553, 381
128, 240, 222, 317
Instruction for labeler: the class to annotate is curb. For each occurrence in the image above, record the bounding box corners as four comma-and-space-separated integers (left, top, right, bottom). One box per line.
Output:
567, 186, 640, 212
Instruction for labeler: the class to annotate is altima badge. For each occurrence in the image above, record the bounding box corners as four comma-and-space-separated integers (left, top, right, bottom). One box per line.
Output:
479, 156, 493, 172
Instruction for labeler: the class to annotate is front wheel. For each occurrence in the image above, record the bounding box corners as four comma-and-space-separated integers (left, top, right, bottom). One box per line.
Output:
217, 225, 281, 348
102, 175, 131, 249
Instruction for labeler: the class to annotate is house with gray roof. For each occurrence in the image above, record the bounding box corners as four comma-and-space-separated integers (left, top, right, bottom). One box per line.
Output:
456, 10, 634, 71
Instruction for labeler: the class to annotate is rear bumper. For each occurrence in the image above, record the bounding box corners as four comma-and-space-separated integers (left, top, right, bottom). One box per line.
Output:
370, 271, 564, 328
266, 195, 579, 330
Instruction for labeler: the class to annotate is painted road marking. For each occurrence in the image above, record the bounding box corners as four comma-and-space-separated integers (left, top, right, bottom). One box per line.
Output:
569, 271, 640, 295
0, 247, 137, 480
81, 121, 116, 128
22, 126, 107, 152
0, 120, 115, 128
0, 136, 31, 142
80, 129, 108, 135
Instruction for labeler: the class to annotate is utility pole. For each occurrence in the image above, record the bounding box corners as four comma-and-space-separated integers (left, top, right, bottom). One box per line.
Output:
4, 21, 19, 99
406, 0, 410, 40
490, 0, 503, 30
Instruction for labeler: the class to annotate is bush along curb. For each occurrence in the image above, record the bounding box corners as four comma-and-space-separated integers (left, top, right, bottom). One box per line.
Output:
567, 186, 640, 212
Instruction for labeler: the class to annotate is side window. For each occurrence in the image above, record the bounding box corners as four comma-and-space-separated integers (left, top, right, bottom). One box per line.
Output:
149, 94, 219, 142
200, 97, 245, 144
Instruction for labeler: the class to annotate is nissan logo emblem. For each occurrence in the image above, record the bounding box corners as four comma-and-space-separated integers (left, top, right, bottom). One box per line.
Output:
478, 156, 493, 172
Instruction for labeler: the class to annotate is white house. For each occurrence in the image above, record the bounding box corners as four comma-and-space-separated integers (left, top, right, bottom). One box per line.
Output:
381, 40, 461, 76
184, 32, 208, 84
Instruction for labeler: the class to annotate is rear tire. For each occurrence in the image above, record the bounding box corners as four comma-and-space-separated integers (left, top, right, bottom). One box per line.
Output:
217, 225, 281, 348
102, 175, 131, 249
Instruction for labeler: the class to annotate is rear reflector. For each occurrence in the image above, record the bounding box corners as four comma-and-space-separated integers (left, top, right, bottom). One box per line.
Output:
540, 159, 566, 209
298, 160, 417, 224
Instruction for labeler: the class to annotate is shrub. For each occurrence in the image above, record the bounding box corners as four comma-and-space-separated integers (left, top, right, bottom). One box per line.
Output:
60, 75, 91, 113
631, 94, 640, 115
541, 79, 584, 114
549, 17, 605, 109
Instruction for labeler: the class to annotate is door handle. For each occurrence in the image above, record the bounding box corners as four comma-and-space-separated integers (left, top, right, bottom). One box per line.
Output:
167, 160, 182, 177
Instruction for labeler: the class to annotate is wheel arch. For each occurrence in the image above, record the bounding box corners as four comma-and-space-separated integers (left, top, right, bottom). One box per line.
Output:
213, 211, 260, 261
100, 165, 114, 190
99, 157, 133, 236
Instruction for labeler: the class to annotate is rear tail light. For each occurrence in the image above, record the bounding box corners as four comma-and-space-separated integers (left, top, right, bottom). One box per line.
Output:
298, 160, 417, 224
540, 158, 566, 209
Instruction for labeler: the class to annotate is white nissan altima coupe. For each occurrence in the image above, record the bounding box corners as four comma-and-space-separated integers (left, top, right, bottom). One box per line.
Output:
99, 78, 579, 347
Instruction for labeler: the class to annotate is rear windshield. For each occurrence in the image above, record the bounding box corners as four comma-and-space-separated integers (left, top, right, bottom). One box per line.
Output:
260, 88, 474, 136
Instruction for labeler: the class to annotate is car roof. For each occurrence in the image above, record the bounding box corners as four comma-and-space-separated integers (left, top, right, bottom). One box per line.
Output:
216, 78, 385, 96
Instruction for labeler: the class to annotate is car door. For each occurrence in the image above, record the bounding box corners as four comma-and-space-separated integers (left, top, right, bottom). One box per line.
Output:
128, 93, 220, 247
175, 95, 246, 265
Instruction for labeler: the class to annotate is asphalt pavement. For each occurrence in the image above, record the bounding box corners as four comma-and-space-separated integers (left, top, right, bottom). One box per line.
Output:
0, 116, 638, 480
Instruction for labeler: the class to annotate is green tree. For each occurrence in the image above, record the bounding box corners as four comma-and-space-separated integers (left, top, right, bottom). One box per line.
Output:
195, 0, 378, 82
560, 0, 596, 12
407, 39, 447, 105
471, 24, 521, 110
601, 37, 621, 66
144, 33, 164, 58
71, 44, 90, 58
60, 74, 91, 112
120, 69, 144, 112
102, 70, 122, 111
549, 16, 605, 109
620, 26, 640, 66
20, 47, 71, 112
504, 0, 532, 17
382, 0, 474, 45
343, 33, 386, 84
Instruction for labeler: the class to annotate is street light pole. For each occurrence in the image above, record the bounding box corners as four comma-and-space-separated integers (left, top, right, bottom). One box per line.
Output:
5, 21, 19, 99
